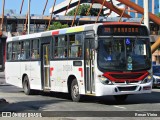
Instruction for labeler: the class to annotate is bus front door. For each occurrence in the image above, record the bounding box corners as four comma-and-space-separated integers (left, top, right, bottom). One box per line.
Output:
42, 44, 51, 91
85, 39, 95, 94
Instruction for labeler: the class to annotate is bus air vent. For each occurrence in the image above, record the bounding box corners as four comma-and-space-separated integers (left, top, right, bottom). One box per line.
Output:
110, 73, 143, 79
117, 86, 137, 91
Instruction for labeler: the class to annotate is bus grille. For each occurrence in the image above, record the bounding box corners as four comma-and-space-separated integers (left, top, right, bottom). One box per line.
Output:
114, 81, 139, 84
117, 86, 137, 91
103, 71, 149, 83
110, 73, 143, 79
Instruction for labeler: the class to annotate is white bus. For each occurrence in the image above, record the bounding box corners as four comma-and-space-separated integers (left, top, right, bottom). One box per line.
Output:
5, 22, 152, 102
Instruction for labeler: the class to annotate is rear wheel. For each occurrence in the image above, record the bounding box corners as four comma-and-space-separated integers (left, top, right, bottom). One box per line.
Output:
71, 79, 81, 102
23, 76, 33, 95
114, 95, 128, 103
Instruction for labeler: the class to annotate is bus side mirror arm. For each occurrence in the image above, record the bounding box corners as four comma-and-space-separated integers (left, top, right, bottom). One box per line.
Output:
90, 39, 98, 49
94, 36, 98, 49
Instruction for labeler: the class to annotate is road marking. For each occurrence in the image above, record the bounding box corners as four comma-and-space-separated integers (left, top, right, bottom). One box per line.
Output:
114, 106, 127, 109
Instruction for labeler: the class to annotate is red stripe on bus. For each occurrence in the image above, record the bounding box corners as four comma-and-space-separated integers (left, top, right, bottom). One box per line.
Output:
52, 31, 59, 36
78, 68, 83, 77
103, 71, 149, 82
50, 67, 54, 76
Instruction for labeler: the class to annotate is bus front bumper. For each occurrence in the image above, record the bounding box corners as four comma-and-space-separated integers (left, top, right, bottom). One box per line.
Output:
95, 82, 152, 96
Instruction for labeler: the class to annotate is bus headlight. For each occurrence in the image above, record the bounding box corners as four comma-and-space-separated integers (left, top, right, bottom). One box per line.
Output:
141, 75, 152, 84
99, 76, 113, 85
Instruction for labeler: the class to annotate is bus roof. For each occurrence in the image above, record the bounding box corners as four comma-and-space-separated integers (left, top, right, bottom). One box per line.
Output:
6, 22, 143, 42
103, 22, 141, 26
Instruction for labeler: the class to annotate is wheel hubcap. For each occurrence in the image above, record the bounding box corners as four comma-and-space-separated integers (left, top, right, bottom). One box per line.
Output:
72, 84, 79, 98
24, 81, 28, 93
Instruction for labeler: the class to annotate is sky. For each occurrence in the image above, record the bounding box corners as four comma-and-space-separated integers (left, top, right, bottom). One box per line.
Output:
0, 0, 64, 15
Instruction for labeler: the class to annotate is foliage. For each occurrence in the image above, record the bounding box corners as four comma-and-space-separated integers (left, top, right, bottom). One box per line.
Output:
67, 4, 104, 16
48, 22, 69, 30
157, 13, 160, 17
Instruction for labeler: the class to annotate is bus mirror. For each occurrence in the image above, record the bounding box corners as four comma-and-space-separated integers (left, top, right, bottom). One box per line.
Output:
85, 31, 95, 38
90, 40, 95, 49
95, 40, 98, 49
94, 36, 98, 49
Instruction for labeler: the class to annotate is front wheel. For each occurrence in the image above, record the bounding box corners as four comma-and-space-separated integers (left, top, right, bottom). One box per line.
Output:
114, 95, 128, 103
71, 79, 81, 102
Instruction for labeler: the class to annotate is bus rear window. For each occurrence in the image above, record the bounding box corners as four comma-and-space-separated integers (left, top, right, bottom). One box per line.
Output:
97, 25, 148, 36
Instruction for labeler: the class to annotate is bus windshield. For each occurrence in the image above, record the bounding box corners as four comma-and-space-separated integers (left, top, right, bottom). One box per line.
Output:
98, 37, 151, 72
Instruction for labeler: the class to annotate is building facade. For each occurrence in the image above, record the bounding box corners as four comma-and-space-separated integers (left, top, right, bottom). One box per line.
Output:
52, 0, 160, 17
129, 0, 160, 18
51, 0, 124, 16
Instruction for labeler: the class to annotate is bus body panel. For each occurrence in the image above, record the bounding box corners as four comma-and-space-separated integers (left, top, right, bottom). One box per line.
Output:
94, 67, 152, 96
93, 40, 152, 96
95, 82, 152, 96
20, 61, 30, 85
97, 70, 151, 96
67, 60, 85, 95
5, 62, 22, 88
50, 61, 68, 92
29, 61, 42, 90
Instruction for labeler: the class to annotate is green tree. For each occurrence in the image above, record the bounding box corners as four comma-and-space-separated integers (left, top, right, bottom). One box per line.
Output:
67, 4, 104, 16
157, 13, 160, 17
48, 22, 68, 30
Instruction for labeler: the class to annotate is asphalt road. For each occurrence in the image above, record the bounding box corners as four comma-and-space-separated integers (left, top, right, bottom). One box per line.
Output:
0, 76, 160, 119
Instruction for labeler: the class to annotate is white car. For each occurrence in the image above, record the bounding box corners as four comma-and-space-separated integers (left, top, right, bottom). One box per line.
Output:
152, 75, 160, 88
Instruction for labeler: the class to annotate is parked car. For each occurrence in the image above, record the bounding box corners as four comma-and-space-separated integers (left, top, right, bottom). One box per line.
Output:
152, 65, 160, 88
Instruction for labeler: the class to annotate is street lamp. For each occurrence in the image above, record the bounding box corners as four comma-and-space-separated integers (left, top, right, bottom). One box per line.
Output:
1, 0, 5, 31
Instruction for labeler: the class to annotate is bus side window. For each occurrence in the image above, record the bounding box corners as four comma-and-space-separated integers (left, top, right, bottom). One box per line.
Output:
17, 42, 21, 60
12, 42, 19, 60
31, 51, 35, 59
54, 36, 67, 59
68, 33, 82, 58
23, 41, 30, 60
31, 39, 39, 60
78, 47, 82, 57
12, 53, 15, 60
7, 43, 12, 61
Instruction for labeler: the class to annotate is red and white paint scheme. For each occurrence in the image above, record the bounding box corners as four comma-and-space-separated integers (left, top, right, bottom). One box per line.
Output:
5, 22, 152, 102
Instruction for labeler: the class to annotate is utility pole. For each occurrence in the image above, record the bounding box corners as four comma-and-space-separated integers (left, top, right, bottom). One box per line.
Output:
28, 0, 31, 34
144, 0, 149, 32
1, 0, 5, 31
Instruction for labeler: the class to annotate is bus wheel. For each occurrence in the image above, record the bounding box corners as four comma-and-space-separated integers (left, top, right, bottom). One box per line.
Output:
114, 95, 128, 103
71, 79, 81, 102
23, 76, 33, 95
